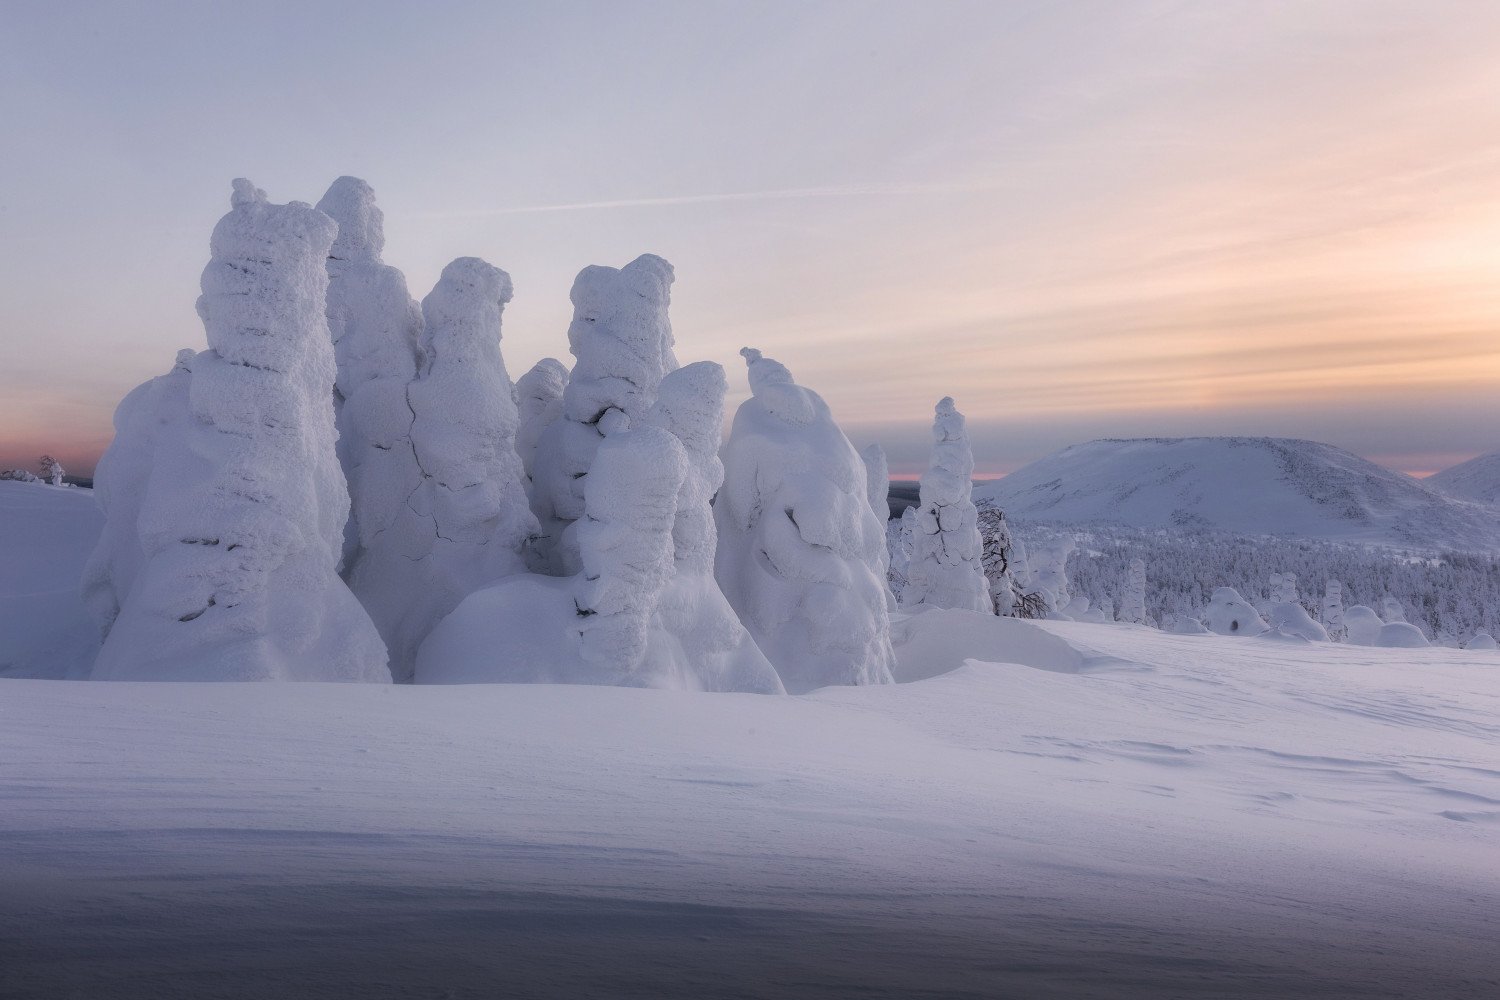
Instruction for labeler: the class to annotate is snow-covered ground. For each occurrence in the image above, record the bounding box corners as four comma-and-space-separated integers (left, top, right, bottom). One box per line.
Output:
4, 480, 1500, 998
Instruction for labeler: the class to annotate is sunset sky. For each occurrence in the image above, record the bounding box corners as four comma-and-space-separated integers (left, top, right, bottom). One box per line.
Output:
3, 0, 1498, 477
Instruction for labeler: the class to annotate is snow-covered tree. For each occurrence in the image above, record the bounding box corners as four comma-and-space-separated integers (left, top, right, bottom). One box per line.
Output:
1321, 579, 1346, 642
643, 361, 784, 693
80, 350, 195, 639
92, 180, 387, 682
887, 506, 916, 602
514, 357, 568, 489
976, 503, 1022, 616
1030, 537, 1076, 618
1121, 557, 1148, 625
860, 443, 896, 611
1345, 605, 1382, 645
902, 398, 990, 614
314, 176, 424, 575
1381, 595, 1408, 623
715, 348, 894, 693
39, 455, 64, 487
362, 256, 539, 680
530, 254, 677, 572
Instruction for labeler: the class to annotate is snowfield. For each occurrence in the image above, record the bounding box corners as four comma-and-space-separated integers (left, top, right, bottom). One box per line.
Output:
4, 534, 1500, 996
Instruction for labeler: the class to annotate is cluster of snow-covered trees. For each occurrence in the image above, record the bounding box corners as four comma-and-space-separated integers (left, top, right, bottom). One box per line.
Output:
1032, 520, 1500, 649
84, 177, 996, 690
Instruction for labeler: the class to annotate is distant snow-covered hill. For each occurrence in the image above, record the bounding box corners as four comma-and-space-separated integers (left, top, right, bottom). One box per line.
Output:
975, 437, 1500, 553
1426, 451, 1500, 507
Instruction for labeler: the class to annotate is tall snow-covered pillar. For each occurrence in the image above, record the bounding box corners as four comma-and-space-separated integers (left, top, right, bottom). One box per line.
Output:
901, 397, 990, 614
714, 348, 895, 693
860, 443, 896, 611
1322, 579, 1346, 642
1121, 558, 1148, 625
93, 180, 388, 682
530, 254, 678, 572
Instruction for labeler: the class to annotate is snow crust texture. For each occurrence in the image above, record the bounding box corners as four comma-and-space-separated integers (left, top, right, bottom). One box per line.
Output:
92, 181, 388, 682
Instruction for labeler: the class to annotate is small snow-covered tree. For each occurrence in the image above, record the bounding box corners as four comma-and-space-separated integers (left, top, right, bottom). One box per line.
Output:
1321, 578, 1346, 642
514, 357, 568, 489
1381, 595, 1408, 623
39, 455, 64, 486
314, 176, 424, 576
80, 350, 195, 638
530, 255, 677, 571
1121, 557, 1148, 625
976, 503, 1019, 616
887, 505, 916, 602
93, 180, 387, 682
715, 348, 895, 692
902, 397, 990, 614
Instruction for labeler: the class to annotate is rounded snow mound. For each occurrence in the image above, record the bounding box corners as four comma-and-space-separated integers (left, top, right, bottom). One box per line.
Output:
1377, 622, 1430, 649
1466, 631, 1498, 651
1266, 601, 1329, 642
1162, 613, 1209, 635
1203, 588, 1268, 637
1344, 605, 1383, 646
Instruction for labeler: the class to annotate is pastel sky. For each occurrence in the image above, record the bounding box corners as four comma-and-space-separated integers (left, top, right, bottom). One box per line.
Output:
3, 0, 1499, 478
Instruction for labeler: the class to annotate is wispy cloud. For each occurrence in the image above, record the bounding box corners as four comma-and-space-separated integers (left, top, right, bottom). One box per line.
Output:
399, 180, 994, 220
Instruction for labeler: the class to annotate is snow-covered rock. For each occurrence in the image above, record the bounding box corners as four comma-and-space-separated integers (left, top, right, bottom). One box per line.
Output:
902, 398, 990, 614
714, 348, 895, 693
1202, 587, 1269, 637
93, 180, 388, 682
530, 255, 677, 571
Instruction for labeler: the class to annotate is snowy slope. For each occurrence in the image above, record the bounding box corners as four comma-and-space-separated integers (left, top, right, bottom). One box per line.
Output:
977, 436, 1500, 553
2, 621, 1498, 998
1427, 450, 1500, 507
0, 480, 100, 678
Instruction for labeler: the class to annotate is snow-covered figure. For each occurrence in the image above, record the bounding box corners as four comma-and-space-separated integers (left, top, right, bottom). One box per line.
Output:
40, 455, 64, 487
93, 180, 387, 682
977, 504, 1020, 616
315, 176, 424, 575
1466, 631, 1497, 651
514, 357, 568, 488
80, 350, 195, 639
642, 362, 784, 693
887, 506, 917, 603
530, 255, 678, 571
1203, 587, 1268, 637
367, 257, 540, 680
1321, 579, 1346, 642
901, 398, 990, 614
1121, 558, 1148, 626
714, 348, 895, 693
1381, 596, 1408, 623
1275, 573, 1298, 605
1344, 605, 1383, 646
1031, 538, 1076, 619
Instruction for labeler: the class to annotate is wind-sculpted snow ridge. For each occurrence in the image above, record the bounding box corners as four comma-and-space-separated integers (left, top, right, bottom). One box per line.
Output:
714, 348, 894, 693
80, 349, 195, 639
315, 177, 424, 578
514, 357, 568, 491
530, 255, 678, 572
92, 180, 388, 682
417, 365, 783, 693
902, 399, 991, 614
364, 256, 541, 681
978, 437, 1500, 554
